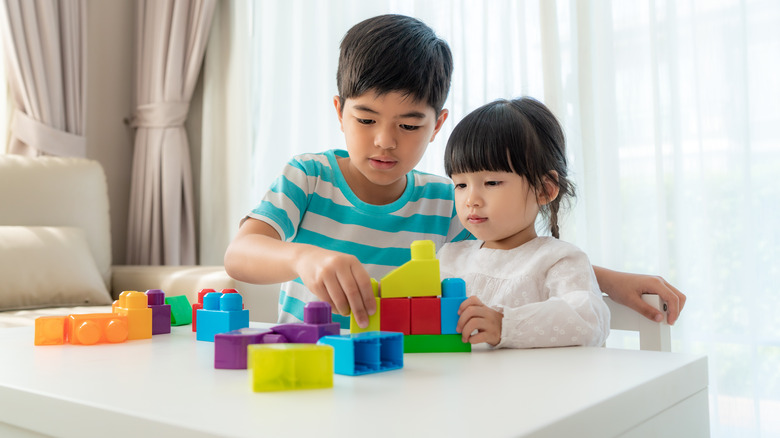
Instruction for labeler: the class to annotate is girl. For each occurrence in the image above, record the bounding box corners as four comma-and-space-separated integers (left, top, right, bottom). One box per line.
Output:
438, 97, 610, 348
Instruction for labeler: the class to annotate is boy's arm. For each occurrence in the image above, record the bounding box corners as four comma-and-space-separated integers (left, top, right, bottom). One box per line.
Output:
593, 266, 686, 325
224, 218, 377, 327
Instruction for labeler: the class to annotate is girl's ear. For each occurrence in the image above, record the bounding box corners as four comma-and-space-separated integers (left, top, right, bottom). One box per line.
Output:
537, 171, 560, 206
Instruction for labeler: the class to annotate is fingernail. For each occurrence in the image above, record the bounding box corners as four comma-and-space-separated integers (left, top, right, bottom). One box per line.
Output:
654, 313, 663, 323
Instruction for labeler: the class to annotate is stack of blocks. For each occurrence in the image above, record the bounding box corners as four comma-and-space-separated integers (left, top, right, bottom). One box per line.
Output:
350, 240, 471, 353
213, 301, 339, 369
35, 289, 182, 346
196, 291, 250, 342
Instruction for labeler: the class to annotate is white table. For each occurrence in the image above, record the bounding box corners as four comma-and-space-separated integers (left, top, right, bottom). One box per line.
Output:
0, 324, 709, 438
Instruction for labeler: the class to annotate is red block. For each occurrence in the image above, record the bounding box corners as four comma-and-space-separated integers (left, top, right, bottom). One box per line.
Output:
381, 298, 411, 335
410, 297, 441, 335
192, 289, 216, 332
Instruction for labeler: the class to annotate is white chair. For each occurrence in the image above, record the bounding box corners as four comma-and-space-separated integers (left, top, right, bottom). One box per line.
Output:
604, 294, 672, 352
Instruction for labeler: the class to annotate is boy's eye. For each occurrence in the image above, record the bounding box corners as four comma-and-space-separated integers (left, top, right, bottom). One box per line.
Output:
486, 181, 502, 187
400, 124, 420, 131
454, 183, 467, 189
357, 118, 375, 125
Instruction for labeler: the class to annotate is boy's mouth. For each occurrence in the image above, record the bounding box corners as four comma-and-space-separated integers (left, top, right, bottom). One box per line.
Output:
369, 157, 397, 170
467, 215, 487, 224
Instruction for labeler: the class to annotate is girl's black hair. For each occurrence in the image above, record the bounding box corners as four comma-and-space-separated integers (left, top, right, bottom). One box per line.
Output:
444, 97, 574, 238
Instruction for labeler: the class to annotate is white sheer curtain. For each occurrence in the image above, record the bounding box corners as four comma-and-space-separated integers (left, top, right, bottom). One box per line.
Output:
0, 0, 86, 157
202, 1, 780, 436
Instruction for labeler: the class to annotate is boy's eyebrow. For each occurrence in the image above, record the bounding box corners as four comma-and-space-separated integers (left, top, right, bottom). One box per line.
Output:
353, 104, 427, 119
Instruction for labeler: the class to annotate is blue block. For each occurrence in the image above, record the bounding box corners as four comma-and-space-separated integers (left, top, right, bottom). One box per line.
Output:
440, 296, 466, 335
196, 292, 250, 342
441, 278, 467, 335
317, 332, 403, 376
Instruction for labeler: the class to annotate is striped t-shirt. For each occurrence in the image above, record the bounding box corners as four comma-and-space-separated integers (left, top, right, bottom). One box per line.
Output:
248, 149, 470, 327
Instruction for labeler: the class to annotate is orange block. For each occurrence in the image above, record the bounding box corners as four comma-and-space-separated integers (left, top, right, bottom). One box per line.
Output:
113, 291, 153, 340
35, 316, 68, 345
67, 314, 129, 345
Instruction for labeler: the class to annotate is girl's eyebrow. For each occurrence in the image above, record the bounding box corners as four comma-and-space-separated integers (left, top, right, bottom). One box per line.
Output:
353, 104, 427, 119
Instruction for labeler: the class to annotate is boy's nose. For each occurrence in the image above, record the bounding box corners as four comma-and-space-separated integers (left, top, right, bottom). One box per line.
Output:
374, 127, 397, 150
465, 190, 482, 207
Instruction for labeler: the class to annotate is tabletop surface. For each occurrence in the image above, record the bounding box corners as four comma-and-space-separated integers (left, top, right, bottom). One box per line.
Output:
0, 324, 708, 438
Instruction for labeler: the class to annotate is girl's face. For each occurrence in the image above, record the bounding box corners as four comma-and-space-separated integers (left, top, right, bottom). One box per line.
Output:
452, 170, 545, 250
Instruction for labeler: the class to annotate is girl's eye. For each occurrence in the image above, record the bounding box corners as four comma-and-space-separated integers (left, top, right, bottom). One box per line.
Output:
400, 124, 420, 131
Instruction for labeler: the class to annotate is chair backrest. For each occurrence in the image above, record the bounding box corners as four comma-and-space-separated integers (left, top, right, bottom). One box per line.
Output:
0, 156, 112, 288
604, 294, 671, 352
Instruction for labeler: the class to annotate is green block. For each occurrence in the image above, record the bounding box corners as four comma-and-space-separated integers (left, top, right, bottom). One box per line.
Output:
165, 295, 192, 326
404, 334, 471, 353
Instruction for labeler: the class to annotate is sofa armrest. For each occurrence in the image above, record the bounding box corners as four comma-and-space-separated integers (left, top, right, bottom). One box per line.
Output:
110, 265, 280, 322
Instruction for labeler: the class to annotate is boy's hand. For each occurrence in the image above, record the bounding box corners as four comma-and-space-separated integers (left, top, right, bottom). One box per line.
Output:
595, 267, 686, 325
294, 246, 376, 328
456, 296, 502, 346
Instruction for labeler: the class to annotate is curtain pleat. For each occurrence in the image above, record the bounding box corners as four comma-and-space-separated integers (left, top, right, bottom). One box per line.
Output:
125, 0, 216, 265
0, 0, 86, 157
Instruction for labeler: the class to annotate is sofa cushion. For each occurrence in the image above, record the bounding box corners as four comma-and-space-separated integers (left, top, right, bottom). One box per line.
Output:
0, 226, 113, 310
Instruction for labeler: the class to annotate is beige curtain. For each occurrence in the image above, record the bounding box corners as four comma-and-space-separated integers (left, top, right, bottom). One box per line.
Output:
126, 0, 215, 265
0, 0, 86, 157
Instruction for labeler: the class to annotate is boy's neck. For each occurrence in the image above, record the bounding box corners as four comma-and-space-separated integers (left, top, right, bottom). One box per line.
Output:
337, 156, 407, 205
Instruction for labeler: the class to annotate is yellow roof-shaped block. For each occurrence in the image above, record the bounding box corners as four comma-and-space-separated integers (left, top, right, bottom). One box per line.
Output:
380, 240, 441, 298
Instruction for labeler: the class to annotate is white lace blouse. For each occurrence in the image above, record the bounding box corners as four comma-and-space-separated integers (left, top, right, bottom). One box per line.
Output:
438, 237, 610, 349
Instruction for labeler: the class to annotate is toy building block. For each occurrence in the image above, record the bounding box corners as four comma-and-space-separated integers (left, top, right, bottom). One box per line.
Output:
380, 297, 411, 335
404, 334, 471, 353
410, 297, 441, 335
214, 328, 282, 369
146, 289, 172, 335
248, 344, 333, 392
67, 314, 129, 345
271, 301, 340, 343
196, 292, 249, 342
191, 288, 216, 332
165, 295, 193, 326
113, 291, 153, 340
350, 279, 381, 334
318, 332, 403, 376
380, 240, 441, 298
440, 278, 467, 335
35, 316, 68, 345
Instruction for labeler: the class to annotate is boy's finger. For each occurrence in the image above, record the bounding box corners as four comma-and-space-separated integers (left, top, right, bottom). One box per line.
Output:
337, 270, 370, 328
322, 275, 351, 317
352, 265, 377, 316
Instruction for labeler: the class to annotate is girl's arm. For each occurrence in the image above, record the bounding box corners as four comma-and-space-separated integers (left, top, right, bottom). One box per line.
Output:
593, 266, 686, 325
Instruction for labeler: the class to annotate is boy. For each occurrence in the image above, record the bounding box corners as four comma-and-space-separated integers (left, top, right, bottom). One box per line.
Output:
224, 14, 685, 329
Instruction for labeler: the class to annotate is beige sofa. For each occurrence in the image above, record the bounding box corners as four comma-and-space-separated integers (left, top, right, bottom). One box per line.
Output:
0, 155, 278, 327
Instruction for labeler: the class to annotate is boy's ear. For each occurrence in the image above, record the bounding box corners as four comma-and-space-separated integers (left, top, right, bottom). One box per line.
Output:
537, 171, 560, 206
333, 96, 344, 132
429, 108, 449, 142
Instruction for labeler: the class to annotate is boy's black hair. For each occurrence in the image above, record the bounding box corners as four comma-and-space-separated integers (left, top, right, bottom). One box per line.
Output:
337, 14, 453, 115
444, 97, 575, 238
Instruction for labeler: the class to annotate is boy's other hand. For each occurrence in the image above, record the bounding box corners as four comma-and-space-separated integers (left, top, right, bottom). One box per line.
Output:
456, 296, 503, 346
295, 247, 376, 328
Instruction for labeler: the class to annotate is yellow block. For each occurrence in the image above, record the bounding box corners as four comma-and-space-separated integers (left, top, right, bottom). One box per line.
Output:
380, 240, 441, 298
248, 344, 333, 392
113, 291, 152, 340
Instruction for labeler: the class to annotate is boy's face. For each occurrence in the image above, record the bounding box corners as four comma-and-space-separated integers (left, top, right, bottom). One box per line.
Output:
334, 90, 448, 204
451, 171, 545, 250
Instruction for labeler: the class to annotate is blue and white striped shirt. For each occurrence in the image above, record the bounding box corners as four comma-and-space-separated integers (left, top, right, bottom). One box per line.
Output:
248, 149, 470, 326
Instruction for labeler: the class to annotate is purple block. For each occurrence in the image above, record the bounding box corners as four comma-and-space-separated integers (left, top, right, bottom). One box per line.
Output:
214, 328, 273, 369
147, 289, 171, 335
259, 333, 288, 343
304, 301, 332, 324
270, 322, 340, 343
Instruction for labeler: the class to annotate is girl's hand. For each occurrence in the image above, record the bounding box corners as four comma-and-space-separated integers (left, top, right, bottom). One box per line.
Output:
456, 296, 503, 346
294, 246, 376, 328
